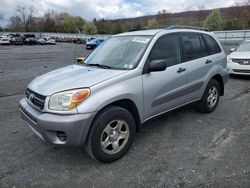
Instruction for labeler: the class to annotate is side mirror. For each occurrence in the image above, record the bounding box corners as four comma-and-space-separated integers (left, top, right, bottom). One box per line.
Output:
230, 48, 235, 52
76, 56, 85, 63
149, 60, 167, 72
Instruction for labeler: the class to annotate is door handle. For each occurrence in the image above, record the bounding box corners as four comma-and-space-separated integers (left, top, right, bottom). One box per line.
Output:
205, 59, 212, 64
177, 67, 186, 73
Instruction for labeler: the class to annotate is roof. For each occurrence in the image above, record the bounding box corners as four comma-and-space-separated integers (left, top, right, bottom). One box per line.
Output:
114, 28, 211, 37
115, 29, 164, 36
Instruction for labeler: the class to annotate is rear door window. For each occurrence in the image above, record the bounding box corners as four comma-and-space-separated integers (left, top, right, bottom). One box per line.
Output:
202, 34, 221, 55
181, 33, 203, 61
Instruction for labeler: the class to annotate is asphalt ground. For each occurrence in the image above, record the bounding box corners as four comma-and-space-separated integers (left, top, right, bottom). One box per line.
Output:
0, 43, 249, 188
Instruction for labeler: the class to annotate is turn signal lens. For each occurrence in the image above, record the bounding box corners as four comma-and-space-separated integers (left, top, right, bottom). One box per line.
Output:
68, 89, 90, 110
71, 90, 90, 102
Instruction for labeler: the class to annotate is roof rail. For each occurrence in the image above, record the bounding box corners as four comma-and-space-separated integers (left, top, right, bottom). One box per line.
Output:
128, 28, 147, 32
166, 25, 209, 31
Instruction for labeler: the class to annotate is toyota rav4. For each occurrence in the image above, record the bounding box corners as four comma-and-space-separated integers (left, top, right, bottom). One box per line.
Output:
19, 27, 228, 163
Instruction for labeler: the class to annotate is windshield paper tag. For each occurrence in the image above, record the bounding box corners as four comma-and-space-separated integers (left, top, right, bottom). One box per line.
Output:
132, 37, 150, 44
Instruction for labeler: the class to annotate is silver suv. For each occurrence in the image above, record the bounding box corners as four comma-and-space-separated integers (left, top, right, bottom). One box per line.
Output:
19, 28, 228, 163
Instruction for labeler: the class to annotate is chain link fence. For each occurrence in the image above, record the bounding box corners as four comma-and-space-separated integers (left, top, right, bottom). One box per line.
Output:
0, 31, 110, 40
213, 30, 250, 44
1, 30, 250, 44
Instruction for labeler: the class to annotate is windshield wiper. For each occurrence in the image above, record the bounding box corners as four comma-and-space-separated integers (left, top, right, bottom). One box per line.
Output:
87, 63, 111, 69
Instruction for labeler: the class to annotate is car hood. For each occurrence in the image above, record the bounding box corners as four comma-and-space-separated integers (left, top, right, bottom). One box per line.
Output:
28, 64, 127, 96
229, 51, 250, 59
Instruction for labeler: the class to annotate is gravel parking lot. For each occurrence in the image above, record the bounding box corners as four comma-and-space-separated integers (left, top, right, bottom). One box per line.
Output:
0, 43, 249, 187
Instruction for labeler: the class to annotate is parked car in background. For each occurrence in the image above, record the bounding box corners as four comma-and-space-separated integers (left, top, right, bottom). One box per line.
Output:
73, 38, 85, 44
86, 38, 104, 50
38, 37, 56, 45
25, 38, 37, 45
24, 34, 37, 45
0, 36, 11, 45
9, 34, 24, 45
19, 27, 228, 163
227, 40, 250, 75
47, 37, 56, 45
37, 38, 47, 45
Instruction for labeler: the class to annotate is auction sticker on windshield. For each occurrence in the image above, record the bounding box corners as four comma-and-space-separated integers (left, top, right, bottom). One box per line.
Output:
132, 37, 150, 44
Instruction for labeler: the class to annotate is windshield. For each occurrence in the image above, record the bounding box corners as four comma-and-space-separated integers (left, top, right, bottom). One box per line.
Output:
84, 36, 152, 70
237, 42, 250, 52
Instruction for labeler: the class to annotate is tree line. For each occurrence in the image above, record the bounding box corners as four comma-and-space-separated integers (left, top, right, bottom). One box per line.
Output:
2, 6, 97, 34
101, 4, 250, 33
1, 3, 250, 34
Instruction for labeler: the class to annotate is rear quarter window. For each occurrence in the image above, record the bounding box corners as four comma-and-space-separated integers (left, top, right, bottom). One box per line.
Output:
202, 34, 221, 55
199, 35, 210, 57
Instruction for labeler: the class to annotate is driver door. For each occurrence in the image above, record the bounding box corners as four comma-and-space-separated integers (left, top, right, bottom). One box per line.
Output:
142, 34, 188, 121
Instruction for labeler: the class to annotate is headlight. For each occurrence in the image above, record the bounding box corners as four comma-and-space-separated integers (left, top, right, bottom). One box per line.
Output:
49, 88, 90, 111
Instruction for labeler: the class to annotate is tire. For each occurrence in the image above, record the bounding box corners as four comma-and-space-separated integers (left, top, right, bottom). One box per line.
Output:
85, 106, 136, 163
197, 79, 220, 113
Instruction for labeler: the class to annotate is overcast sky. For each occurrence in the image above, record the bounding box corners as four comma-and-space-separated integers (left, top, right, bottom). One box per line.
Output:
0, 0, 247, 26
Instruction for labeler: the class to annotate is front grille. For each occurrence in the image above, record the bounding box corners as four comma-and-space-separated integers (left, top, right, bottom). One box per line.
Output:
233, 69, 250, 73
25, 89, 46, 110
232, 59, 250, 65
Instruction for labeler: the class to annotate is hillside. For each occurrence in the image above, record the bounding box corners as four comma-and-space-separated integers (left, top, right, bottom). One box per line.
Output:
95, 5, 250, 34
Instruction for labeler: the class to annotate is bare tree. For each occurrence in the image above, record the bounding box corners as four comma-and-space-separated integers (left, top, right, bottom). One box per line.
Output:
16, 5, 35, 31
9, 16, 23, 31
42, 10, 56, 32
157, 9, 170, 27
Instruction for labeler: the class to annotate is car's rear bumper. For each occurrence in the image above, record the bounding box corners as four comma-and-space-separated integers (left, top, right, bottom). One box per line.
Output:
19, 98, 96, 146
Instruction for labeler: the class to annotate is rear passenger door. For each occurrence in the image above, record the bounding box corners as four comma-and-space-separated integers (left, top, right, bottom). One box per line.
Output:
180, 33, 221, 102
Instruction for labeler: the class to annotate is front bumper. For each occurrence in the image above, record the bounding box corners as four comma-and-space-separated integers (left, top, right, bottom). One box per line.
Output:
0, 41, 10, 44
19, 98, 96, 146
227, 62, 250, 75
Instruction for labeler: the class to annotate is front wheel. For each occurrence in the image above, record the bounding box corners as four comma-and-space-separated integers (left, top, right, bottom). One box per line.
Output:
197, 79, 220, 113
85, 106, 136, 163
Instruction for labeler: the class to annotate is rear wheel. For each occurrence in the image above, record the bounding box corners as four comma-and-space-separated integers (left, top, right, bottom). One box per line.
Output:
197, 79, 220, 113
85, 106, 136, 163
